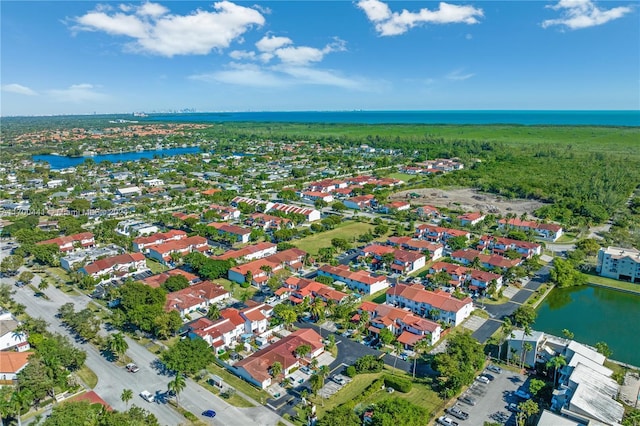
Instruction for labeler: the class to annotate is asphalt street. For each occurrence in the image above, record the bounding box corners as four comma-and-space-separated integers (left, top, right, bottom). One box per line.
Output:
8, 271, 284, 426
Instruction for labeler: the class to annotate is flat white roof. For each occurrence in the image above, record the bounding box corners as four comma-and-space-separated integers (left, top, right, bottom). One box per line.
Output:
537, 410, 584, 426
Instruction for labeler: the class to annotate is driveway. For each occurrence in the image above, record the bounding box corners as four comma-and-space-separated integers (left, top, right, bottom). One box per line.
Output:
10, 274, 285, 426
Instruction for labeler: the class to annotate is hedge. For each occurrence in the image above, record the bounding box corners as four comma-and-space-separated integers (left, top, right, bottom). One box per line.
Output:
383, 375, 412, 393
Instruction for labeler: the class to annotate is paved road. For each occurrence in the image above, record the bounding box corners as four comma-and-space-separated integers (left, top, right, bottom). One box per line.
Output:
472, 264, 553, 344
9, 272, 284, 426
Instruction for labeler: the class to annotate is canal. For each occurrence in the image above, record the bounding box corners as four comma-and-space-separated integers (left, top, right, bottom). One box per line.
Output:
535, 285, 640, 367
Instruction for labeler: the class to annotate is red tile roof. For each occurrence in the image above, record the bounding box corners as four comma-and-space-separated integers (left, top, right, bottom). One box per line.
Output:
388, 284, 473, 313
83, 252, 145, 275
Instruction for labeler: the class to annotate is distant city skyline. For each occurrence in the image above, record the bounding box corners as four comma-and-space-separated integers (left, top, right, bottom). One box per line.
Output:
1, 0, 638, 116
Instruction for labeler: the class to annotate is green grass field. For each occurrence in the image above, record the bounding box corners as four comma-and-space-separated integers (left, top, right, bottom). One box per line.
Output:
582, 273, 640, 294
76, 365, 98, 389
293, 222, 374, 255
146, 259, 168, 274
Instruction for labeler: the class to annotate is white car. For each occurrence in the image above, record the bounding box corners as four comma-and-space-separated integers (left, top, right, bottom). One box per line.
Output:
140, 390, 154, 403
476, 375, 490, 384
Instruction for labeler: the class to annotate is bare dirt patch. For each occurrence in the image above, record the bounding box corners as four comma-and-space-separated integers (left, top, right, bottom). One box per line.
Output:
390, 187, 545, 217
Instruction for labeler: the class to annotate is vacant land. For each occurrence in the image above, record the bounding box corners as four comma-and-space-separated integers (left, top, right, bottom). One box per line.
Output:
390, 187, 545, 217
294, 222, 374, 255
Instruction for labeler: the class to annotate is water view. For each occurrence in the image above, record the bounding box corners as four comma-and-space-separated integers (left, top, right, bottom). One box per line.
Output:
535, 285, 640, 366
33, 146, 201, 170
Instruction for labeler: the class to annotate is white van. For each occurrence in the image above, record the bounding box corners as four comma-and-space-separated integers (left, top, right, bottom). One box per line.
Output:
140, 390, 154, 402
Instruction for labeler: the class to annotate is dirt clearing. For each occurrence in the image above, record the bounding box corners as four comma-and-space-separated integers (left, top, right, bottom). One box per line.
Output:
390, 187, 545, 217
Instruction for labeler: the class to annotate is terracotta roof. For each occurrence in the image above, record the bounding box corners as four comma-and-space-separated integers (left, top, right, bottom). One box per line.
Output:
0, 351, 32, 374
388, 283, 472, 313
319, 264, 387, 287
83, 252, 145, 275
213, 242, 277, 261
164, 281, 229, 313
220, 308, 245, 327
208, 222, 251, 235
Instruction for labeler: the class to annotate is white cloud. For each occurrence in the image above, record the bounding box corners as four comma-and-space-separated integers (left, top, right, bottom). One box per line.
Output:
1, 84, 37, 96
255, 35, 293, 52
191, 63, 288, 87
229, 50, 257, 60
446, 69, 475, 81
71, 1, 265, 57
542, 0, 632, 29
47, 84, 109, 103
356, 0, 483, 36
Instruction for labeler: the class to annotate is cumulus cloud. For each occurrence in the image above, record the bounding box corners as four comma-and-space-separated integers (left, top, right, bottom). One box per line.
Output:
1, 84, 37, 96
47, 84, 109, 103
71, 1, 265, 56
356, 0, 483, 36
542, 0, 632, 29
255, 35, 293, 52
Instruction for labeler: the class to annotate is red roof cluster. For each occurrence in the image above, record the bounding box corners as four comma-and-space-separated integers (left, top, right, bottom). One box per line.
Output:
83, 252, 145, 275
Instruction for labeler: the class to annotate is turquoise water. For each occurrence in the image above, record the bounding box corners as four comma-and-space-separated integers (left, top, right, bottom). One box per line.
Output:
144, 110, 640, 126
33, 146, 201, 170
535, 285, 640, 366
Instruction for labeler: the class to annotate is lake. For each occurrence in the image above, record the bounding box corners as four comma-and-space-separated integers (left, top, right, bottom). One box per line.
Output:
535, 285, 640, 366
33, 146, 201, 170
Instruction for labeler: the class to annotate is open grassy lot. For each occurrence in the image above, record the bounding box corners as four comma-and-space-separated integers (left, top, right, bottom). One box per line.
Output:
198, 378, 255, 408
582, 273, 640, 294
207, 362, 271, 403
362, 288, 388, 304
76, 365, 98, 389
214, 277, 258, 299
146, 259, 168, 274
293, 221, 374, 256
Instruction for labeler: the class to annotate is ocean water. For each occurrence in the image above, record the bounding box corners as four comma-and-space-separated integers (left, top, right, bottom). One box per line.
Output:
144, 110, 640, 126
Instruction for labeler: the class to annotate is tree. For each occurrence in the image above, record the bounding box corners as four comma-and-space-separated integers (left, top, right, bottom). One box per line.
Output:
161, 275, 189, 292
528, 378, 545, 397
447, 236, 469, 251
1, 255, 23, 275
17, 271, 35, 285
513, 305, 537, 328
319, 365, 330, 379
295, 344, 311, 359
546, 355, 567, 387
120, 388, 133, 409
310, 299, 325, 322
392, 341, 403, 373
517, 399, 539, 426
161, 338, 215, 375
412, 338, 430, 379
549, 258, 587, 288
521, 341, 533, 370
310, 373, 324, 395
379, 328, 394, 346
595, 341, 613, 358
561, 329, 574, 340
432, 331, 485, 397
370, 397, 429, 426
69, 198, 91, 212
168, 372, 187, 407
317, 405, 360, 426
207, 304, 220, 320
109, 333, 128, 360
273, 304, 297, 330
500, 318, 514, 362
270, 361, 282, 379
38, 279, 50, 292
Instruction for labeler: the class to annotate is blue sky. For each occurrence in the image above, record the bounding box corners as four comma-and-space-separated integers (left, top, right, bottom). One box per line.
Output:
1, 0, 638, 115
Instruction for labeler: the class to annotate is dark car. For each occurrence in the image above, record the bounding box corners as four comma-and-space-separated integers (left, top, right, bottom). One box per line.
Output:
487, 364, 503, 374
482, 373, 495, 381
202, 410, 216, 418
458, 395, 477, 406
446, 406, 469, 420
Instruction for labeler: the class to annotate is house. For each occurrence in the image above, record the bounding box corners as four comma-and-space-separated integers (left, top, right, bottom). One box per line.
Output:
477, 236, 542, 259
300, 191, 334, 204
201, 188, 222, 196
37, 232, 95, 253
143, 178, 164, 187
164, 281, 230, 317
416, 205, 441, 219
142, 269, 200, 288
0, 351, 32, 383
269, 203, 321, 222
317, 264, 389, 295
386, 283, 474, 327
228, 248, 307, 286
356, 301, 441, 347
115, 219, 158, 236
498, 218, 563, 241
133, 230, 187, 252
230, 196, 274, 212
233, 328, 324, 389
379, 201, 410, 214
307, 179, 347, 193
427, 261, 470, 287
60, 245, 122, 271
206, 204, 240, 221
596, 246, 640, 283
213, 242, 278, 263
240, 303, 273, 335
0, 312, 29, 352
387, 236, 444, 261
343, 194, 375, 210
458, 212, 486, 226
468, 270, 503, 292
450, 249, 521, 270
415, 224, 470, 244
187, 313, 245, 351
47, 179, 66, 189
146, 236, 209, 265
285, 277, 349, 306
391, 249, 426, 274
208, 222, 252, 244
116, 186, 142, 197
244, 213, 292, 231
80, 252, 147, 281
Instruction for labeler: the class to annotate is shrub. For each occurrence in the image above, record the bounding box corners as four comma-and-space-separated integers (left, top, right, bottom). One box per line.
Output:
345, 365, 357, 378
383, 375, 412, 393
354, 355, 384, 373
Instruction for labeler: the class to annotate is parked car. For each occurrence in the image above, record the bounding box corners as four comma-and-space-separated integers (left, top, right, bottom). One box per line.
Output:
487, 364, 503, 374
476, 375, 490, 384
446, 406, 469, 420
482, 372, 495, 381
140, 390, 154, 403
437, 415, 459, 426
514, 390, 531, 400
508, 403, 521, 412
300, 366, 312, 375
202, 410, 216, 418
126, 363, 140, 373
332, 376, 346, 386
458, 395, 477, 406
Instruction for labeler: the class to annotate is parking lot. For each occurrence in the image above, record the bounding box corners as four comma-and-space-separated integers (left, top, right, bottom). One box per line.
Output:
452, 368, 528, 425
317, 374, 352, 399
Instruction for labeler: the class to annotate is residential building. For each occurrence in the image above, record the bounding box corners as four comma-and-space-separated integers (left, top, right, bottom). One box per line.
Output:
386, 283, 474, 326
387, 236, 444, 261
146, 236, 209, 265
208, 222, 252, 244
379, 201, 411, 213
269, 203, 321, 222
80, 252, 147, 281
450, 249, 521, 270
317, 264, 389, 295
596, 246, 640, 283
133, 230, 187, 252
240, 303, 273, 335
300, 191, 334, 203
356, 301, 441, 347
60, 245, 122, 271
477, 236, 542, 259
537, 410, 585, 426
206, 204, 241, 221
244, 213, 292, 231
285, 277, 349, 305
233, 328, 324, 389
415, 205, 441, 219
143, 178, 164, 187
213, 242, 278, 263
164, 281, 230, 317
0, 351, 32, 383
0, 312, 29, 352
186, 312, 245, 351
343, 194, 375, 210
228, 248, 307, 286
230, 196, 274, 212
142, 269, 200, 288
115, 219, 158, 236
415, 224, 471, 243
458, 212, 486, 226
37, 232, 95, 253
116, 186, 142, 197
498, 218, 563, 241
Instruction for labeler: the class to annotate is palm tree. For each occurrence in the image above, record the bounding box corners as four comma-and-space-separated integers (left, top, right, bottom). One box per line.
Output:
120, 388, 133, 409
521, 341, 533, 370
207, 304, 220, 320
471, 256, 482, 269
318, 365, 330, 379
38, 279, 49, 292
546, 355, 567, 387
295, 344, 311, 359
168, 372, 187, 407
310, 299, 325, 322
392, 341, 403, 374
500, 318, 514, 362
270, 362, 282, 380
412, 339, 430, 379
109, 333, 128, 360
